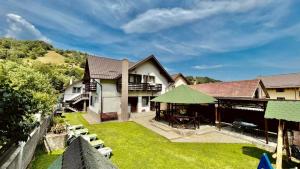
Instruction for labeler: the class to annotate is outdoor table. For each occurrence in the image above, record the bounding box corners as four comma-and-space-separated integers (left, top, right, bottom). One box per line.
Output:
171, 114, 197, 128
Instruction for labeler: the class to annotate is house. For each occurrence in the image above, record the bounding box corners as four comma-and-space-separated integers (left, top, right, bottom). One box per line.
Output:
62, 80, 88, 112
83, 55, 174, 121
190, 79, 269, 99
258, 73, 300, 100
171, 73, 190, 87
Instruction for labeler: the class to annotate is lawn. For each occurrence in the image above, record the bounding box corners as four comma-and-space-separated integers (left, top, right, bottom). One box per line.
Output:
31, 112, 272, 169
30, 147, 64, 169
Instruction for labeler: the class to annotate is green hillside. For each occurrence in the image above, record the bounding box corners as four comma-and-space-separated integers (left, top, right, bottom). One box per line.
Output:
186, 76, 221, 84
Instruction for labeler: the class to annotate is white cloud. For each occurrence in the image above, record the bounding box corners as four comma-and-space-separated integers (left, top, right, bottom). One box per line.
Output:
192, 64, 224, 70
5, 13, 50, 43
122, 0, 272, 33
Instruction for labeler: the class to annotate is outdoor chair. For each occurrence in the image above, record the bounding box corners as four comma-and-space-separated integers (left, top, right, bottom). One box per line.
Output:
66, 124, 84, 130
98, 147, 113, 159
90, 139, 104, 149
82, 134, 98, 141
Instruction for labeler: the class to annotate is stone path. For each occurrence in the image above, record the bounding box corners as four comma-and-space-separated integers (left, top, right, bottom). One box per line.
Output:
131, 112, 248, 144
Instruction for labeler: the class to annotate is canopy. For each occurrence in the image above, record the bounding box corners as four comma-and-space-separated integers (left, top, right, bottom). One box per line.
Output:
265, 101, 300, 122
151, 85, 216, 104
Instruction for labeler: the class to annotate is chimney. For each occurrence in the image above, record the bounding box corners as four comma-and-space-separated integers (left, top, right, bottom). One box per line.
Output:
120, 59, 129, 121
69, 77, 73, 85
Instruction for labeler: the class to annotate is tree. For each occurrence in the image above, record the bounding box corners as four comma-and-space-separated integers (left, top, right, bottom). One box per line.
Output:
0, 65, 39, 145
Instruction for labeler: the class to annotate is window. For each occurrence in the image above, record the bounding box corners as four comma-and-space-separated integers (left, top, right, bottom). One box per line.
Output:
142, 96, 149, 107
129, 74, 142, 83
276, 88, 284, 93
90, 96, 94, 106
72, 87, 81, 93
143, 75, 155, 83
277, 97, 285, 100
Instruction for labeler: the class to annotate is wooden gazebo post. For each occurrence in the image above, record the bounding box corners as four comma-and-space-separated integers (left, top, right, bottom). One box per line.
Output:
276, 120, 284, 169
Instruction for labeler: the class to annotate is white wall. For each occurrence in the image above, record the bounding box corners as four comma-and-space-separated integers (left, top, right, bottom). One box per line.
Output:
173, 76, 188, 87
129, 60, 171, 112
63, 82, 85, 102
88, 79, 121, 114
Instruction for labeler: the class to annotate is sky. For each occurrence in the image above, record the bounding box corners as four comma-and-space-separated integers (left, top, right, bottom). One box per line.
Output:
1, 0, 300, 81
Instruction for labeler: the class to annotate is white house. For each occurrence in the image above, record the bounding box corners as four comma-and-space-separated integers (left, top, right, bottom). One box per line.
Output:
63, 80, 88, 112
83, 55, 174, 121
171, 73, 190, 87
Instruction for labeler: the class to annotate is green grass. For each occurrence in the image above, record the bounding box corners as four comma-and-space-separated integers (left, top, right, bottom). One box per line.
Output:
30, 147, 64, 169
61, 113, 271, 169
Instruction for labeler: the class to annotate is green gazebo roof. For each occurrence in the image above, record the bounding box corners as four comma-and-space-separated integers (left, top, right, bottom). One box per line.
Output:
265, 101, 300, 122
151, 85, 216, 104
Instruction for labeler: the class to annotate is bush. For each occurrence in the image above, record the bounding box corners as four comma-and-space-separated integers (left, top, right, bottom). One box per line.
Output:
50, 123, 66, 134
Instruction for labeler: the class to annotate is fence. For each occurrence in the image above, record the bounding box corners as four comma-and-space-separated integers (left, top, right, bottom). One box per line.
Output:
0, 115, 52, 169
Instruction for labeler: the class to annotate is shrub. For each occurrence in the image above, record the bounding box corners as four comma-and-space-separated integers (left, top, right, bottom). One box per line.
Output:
50, 123, 66, 134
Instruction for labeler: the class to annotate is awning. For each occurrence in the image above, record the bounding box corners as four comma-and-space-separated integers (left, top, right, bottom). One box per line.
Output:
151, 85, 216, 104
264, 101, 300, 122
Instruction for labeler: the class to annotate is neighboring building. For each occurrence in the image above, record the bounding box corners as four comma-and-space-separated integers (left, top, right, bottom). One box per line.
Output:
171, 73, 190, 87
258, 73, 300, 100
62, 80, 88, 112
83, 55, 174, 120
190, 79, 269, 99
49, 136, 117, 169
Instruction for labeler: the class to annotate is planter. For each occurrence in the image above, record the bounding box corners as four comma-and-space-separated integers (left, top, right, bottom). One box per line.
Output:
44, 133, 67, 152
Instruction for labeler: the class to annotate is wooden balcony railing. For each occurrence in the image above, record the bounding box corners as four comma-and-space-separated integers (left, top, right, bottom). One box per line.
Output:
85, 82, 97, 92
117, 83, 162, 92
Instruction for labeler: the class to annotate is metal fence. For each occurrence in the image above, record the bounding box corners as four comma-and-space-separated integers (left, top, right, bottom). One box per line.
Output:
0, 115, 52, 169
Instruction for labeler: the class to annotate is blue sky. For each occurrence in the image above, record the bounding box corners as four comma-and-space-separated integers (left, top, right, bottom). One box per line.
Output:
1, 0, 300, 81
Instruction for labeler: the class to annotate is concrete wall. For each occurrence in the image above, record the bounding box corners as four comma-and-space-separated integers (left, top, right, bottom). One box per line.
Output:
63, 82, 85, 102
267, 88, 300, 100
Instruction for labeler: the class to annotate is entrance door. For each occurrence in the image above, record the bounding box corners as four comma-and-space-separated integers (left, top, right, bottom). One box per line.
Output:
150, 96, 155, 111
128, 97, 138, 112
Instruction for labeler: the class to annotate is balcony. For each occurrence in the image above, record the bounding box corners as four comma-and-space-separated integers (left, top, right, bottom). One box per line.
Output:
117, 83, 162, 92
85, 82, 97, 92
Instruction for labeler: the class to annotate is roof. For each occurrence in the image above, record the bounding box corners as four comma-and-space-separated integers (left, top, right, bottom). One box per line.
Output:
190, 79, 268, 98
49, 136, 117, 169
151, 85, 216, 104
171, 73, 190, 85
265, 101, 300, 122
87, 55, 135, 79
258, 72, 300, 88
86, 55, 173, 82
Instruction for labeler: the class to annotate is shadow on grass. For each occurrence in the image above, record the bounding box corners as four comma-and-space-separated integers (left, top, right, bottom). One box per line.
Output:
242, 146, 298, 168
29, 145, 64, 169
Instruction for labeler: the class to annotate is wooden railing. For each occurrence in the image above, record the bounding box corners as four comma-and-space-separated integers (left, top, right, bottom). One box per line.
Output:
117, 83, 162, 92
85, 82, 97, 92
71, 93, 89, 103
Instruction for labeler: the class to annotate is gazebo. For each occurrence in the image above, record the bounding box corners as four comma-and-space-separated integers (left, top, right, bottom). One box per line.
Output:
151, 85, 216, 128
265, 100, 300, 169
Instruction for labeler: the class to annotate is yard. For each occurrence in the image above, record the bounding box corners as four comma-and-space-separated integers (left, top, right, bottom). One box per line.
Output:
31, 113, 273, 169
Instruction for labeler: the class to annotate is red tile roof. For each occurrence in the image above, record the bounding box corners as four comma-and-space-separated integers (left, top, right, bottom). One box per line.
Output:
258, 72, 300, 88
190, 79, 263, 98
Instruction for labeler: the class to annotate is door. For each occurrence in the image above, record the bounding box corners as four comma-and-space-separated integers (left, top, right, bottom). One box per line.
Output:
128, 97, 138, 112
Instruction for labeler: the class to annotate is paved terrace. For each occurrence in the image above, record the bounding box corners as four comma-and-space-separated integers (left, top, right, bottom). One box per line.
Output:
130, 111, 276, 152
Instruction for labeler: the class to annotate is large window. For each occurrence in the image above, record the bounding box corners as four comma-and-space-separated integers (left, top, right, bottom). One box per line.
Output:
142, 96, 149, 107
276, 88, 284, 93
129, 74, 142, 83
143, 75, 155, 83
72, 87, 81, 93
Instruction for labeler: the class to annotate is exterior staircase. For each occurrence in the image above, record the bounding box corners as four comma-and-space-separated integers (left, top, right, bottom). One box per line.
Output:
71, 93, 89, 105
64, 103, 79, 112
